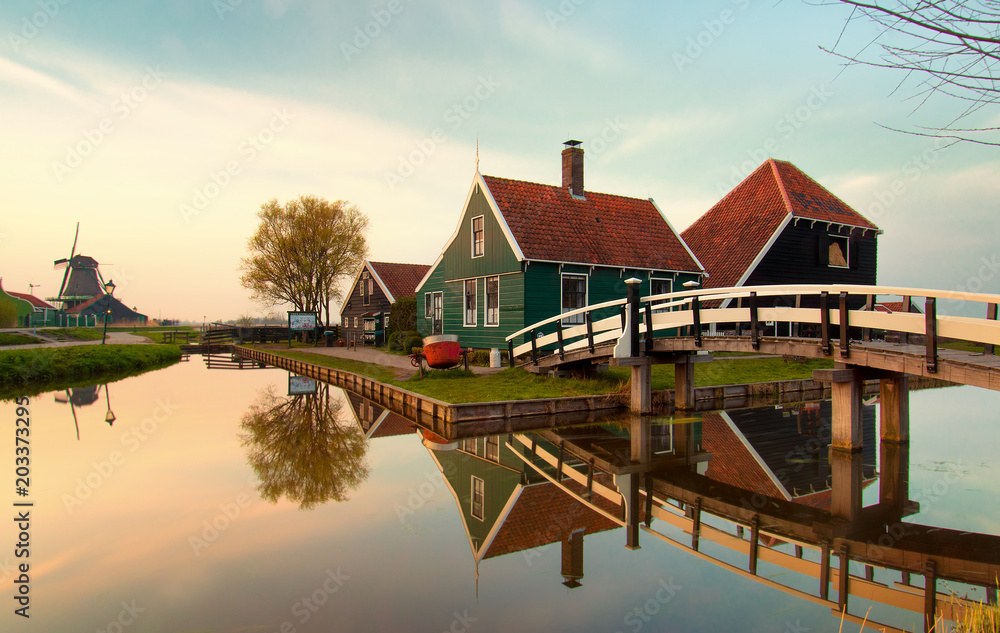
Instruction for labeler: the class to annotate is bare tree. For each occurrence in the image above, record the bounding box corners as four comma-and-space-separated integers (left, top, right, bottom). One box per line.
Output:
821, 1, 1000, 146
240, 196, 369, 326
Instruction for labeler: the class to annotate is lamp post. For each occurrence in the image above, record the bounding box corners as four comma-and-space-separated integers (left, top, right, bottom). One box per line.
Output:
104, 383, 116, 427
100, 279, 116, 345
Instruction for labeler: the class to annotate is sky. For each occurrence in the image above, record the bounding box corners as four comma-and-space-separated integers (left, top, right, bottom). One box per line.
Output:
0, 0, 997, 322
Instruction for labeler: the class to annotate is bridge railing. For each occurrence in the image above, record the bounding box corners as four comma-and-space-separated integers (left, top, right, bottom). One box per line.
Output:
506, 284, 1000, 371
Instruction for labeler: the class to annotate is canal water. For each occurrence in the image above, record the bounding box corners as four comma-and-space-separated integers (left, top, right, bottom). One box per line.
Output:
1, 357, 997, 632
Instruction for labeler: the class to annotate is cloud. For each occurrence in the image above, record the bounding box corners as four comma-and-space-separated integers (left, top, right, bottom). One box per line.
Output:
0, 55, 91, 107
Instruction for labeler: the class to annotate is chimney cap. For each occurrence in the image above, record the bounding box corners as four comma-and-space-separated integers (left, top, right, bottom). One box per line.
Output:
563, 139, 582, 148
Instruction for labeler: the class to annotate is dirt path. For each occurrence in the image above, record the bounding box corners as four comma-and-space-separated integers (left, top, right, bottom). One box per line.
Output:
261, 344, 505, 380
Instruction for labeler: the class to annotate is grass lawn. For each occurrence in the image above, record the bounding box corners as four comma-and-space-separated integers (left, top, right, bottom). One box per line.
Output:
0, 344, 182, 400
42, 327, 106, 341
939, 339, 988, 354
0, 332, 42, 346
269, 349, 832, 404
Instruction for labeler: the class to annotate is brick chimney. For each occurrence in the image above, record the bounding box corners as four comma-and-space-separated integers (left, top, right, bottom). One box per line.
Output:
561, 140, 584, 196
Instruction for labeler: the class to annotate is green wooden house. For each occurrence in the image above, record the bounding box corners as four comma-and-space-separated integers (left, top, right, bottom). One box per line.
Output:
416, 141, 705, 349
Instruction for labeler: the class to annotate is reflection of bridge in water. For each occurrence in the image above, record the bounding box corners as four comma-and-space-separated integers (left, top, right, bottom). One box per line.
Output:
336, 385, 998, 633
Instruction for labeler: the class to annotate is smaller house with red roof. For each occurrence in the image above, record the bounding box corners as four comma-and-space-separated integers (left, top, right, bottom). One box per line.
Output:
340, 260, 431, 346
682, 159, 880, 316
416, 141, 705, 350
1, 282, 59, 326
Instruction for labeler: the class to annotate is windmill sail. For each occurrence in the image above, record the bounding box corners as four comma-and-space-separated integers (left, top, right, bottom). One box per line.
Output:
56, 222, 80, 304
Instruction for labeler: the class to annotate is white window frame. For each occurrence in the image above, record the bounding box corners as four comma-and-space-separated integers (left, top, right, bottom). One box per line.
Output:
471, 476, 485, 520
424, 293, 432, 320
431, 291, 443, 335
464, 279, 477, 327
485, 275, 500, 327
560, 273, 588, 325
471, 215, 485, 259
828, 235, 850, 269
362, 271, 371, 306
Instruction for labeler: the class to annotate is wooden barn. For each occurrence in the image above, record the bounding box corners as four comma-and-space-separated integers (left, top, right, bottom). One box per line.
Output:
682, 159, 880, 316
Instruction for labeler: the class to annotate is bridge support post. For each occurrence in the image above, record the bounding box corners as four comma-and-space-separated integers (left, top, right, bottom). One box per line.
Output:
674, 356, 696, 410
630, 414, 651, 464
830, 449, 864, 520
813, 367, 863, 451
629, 359, 653, 414
879, 440, 910, 511
879, 374, 910, 443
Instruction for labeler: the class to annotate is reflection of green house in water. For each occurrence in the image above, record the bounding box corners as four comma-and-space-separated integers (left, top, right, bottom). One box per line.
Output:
427, 435, 621, 588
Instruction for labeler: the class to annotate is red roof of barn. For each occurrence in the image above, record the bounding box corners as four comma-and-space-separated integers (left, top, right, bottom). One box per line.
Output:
481, 175, 703, 273
700, 412, 787, 499
65, 294, 106, 314
369, 261, 431, 303
8, 291, 56, 310
681, 159, 879, 290
483, 477, 622, 560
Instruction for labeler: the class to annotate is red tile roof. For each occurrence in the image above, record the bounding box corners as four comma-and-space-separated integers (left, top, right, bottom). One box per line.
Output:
65, 294, 106, 314
369, 261, 430, 302
368, 411, 417, 439
482, 175, 702, 273
700, 412, 786, 499
484, 477, 621, 560
874, 300, 921, 314
7, 291, 56, 310
681, 159, 878, 289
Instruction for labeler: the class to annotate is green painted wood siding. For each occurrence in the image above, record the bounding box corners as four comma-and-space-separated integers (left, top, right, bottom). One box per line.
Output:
441, 185, 521, 280
518, 263, 702, 344
434, 444, 525, 546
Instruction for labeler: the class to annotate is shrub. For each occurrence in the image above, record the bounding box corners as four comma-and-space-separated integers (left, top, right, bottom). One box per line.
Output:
403, 335, 423, 355
0, 301, 17, 328
466, 349, 509, 366
387, 331, 402, 351
388, 296, 417, 338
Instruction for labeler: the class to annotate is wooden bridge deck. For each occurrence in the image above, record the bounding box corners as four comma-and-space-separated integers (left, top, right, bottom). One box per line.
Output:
524, 335, 1000, 390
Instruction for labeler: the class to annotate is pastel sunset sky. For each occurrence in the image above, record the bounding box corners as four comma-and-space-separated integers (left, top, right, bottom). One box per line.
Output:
1, 0, 996, 321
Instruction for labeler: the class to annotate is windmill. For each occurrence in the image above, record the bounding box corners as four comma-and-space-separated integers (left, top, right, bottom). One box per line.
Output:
49, 223, 108, 310
52, 222, 80, 306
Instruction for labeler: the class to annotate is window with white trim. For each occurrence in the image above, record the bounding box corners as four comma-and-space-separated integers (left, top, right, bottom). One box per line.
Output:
561, 274, 587, 325
471, 476, 485, 520
362, 271, 371, 306
431, 292, 443, 335
464, 279, 477, 326
486, 276, 499, 326
471, 215, 485, 258
486, 435, 499, 462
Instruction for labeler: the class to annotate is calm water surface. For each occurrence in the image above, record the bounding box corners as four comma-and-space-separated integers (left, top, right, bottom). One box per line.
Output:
1, 357, 997, 632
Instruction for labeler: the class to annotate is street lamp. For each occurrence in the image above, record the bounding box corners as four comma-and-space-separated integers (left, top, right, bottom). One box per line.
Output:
104, 384, 116, 426
100, 279, 116, 345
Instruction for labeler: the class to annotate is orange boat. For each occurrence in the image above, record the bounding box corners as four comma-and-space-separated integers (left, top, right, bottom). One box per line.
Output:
422, 334, 461, 369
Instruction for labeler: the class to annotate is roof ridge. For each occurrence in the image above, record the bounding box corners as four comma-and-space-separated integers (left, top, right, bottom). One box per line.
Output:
770, 160, 879, 230
481, 173, 650, 204
768, 158, 796, 219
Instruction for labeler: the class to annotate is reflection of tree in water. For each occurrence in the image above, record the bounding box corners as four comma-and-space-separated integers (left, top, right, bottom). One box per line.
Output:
240, 384, 369, 509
